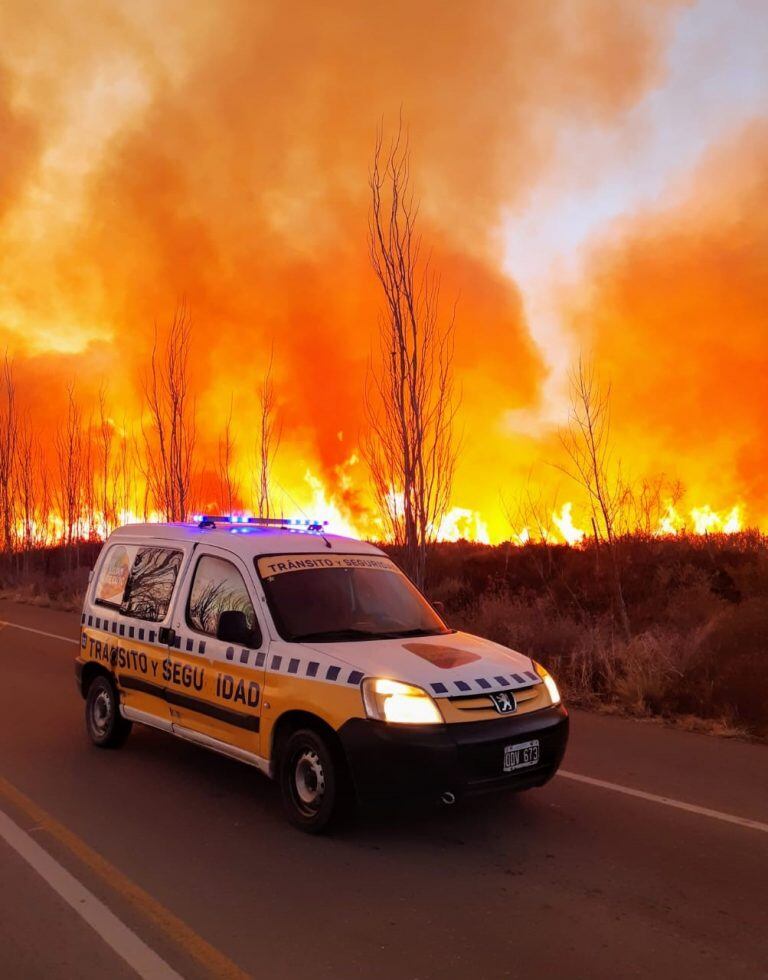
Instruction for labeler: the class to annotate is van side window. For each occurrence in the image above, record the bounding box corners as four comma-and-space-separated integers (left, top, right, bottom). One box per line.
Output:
122, 547, 183, 622
187, 555, 261, 647
94, 544, 138, 608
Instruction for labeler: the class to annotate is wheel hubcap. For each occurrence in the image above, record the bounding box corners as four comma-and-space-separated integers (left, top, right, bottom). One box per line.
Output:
294, 749, 325, 810
92, 689, 111, 735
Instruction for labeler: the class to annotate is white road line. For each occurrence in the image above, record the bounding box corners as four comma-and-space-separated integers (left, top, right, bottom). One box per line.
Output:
0, 620, 78, 645
0, 807, 183, 980
558, 769, 768, 834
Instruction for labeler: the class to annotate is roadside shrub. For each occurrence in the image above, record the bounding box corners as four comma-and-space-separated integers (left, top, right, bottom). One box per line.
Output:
608, 630, 688, 715
452, 593, 583, 666
0, 566, 91, 610
674, 597, 768, 736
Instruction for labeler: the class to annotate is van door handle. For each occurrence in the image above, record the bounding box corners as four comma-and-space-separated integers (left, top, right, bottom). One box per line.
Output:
159, 627, 176, 646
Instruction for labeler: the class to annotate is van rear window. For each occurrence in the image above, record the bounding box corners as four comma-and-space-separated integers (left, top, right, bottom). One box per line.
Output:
95, 544, 183, 622
95, 544, 137, 607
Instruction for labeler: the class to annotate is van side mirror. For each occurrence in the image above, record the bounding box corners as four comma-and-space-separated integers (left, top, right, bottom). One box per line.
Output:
158, 626, 177, 646
217, 610, 256, 647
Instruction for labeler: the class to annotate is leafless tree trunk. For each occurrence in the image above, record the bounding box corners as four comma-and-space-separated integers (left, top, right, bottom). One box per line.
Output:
364, 122, 458, 589
114, 415, 137, 523
17, 415, 38, 568
97, 387, 116, 536
55, 384, 83, 568
141, 302, 197, 521
558, 357, 631, 640
255, 346, 280, 518
0, 355, 18, 556
218, 394, 239, 515
82, 409, 98, 540
38, 448, 53, 549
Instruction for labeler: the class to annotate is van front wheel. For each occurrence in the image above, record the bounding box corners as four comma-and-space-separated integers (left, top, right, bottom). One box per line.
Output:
85, 675, 132, 748
280, 728, 347, 833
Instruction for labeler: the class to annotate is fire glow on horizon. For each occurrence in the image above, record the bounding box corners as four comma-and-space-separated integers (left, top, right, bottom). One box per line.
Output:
0, 1, 765, 545
12, 493, 746, 549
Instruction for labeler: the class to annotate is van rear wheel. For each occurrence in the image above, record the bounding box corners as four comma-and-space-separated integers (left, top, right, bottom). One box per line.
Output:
280, 728, 348, 833
85, 675, 132, 748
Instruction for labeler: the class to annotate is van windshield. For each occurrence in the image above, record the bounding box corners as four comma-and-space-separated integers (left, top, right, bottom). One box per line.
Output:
256, 553, 450, 642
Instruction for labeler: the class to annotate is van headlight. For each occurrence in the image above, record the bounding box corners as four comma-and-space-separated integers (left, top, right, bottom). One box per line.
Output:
362, 678, 444, 725
533, 662, 562, 705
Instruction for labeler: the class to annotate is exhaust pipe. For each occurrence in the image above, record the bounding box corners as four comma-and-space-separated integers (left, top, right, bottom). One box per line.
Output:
441, 791, 456, 805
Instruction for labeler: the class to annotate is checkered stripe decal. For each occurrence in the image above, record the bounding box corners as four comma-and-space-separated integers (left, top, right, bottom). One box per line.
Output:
84, 614, 365, 687
429, 671, 540, 696
86, 613, 166, 648
84, 614, 537, 693
264, 653, 364, 687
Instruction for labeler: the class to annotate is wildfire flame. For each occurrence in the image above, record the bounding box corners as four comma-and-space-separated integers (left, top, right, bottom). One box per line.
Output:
434, 508, 490, 544
14, 491, 748, 549
551, 502, 586, 546
655, 503, 743, 537
0, 4, 764, 557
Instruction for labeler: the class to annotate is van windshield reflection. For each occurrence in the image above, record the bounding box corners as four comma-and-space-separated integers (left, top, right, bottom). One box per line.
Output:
256, 555, 449, 642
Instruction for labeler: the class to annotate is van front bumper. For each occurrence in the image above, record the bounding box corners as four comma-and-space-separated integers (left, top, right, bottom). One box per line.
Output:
338, 703, 568, 806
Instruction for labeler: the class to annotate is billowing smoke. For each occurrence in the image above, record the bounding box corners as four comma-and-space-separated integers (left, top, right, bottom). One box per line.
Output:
0, 0, 715, 535
566, 121, 768, 524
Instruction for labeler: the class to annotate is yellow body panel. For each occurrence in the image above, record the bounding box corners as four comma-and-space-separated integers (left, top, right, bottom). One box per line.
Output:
80, 627, 264, 755
80, 627, 169, 720
259, 670, 366, 759
165, 646, 262, 753
79, 625, 552, 767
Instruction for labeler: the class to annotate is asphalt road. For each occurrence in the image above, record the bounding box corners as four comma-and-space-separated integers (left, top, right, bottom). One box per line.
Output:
0, 599, 766, 980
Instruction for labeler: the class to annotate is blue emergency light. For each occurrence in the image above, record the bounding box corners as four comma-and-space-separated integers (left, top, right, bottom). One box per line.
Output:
192, 514, 329, 532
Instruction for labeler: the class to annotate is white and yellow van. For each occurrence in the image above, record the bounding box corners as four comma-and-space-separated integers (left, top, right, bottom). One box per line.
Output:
76, 516, 568, 831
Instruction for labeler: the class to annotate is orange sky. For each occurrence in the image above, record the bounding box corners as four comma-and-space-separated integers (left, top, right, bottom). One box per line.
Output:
0, 0, 765, 541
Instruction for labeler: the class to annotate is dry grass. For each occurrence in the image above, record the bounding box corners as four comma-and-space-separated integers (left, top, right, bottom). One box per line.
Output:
0, 570, 89, 611
419, 533, 768, 739
451, 592, 763, 737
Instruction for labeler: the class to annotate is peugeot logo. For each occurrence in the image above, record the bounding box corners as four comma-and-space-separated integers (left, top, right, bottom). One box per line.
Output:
490, 690, 516, 714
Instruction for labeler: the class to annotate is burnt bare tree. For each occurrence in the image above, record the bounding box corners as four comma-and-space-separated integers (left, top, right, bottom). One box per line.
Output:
504, 476, 559, 545
115, 414, 137, 523
559, 357, 631, 640
626, 474, 684, 536
0, 355, 18, 555
364, 123, 458, 588
97, 387, 116, 536
37, 442, 53, 548
142, 303, 197, 521
82, 409, 98, 540
255, 345, 281, 518
17, 416, 37, 563
55, 383, 84, 561
218, 395, 240, 515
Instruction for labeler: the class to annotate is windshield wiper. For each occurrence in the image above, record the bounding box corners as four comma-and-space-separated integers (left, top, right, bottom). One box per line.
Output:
289, 628, 384, 643
290, 626, 453, 643
378, 627, 449, 638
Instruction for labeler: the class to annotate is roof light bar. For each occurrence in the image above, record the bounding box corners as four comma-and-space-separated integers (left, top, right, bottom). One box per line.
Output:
193, 514, 329, 532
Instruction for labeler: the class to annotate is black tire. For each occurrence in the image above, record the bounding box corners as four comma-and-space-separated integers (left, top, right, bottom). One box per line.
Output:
85, 675, 132, 748
279, 728, 350, 833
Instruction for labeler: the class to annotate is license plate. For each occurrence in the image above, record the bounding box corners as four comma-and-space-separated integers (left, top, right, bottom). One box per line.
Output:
503, 739, 540, 772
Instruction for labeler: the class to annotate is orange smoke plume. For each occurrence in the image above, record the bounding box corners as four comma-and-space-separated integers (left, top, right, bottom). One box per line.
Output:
3, 1, 759, 542
567, 122, 768, 529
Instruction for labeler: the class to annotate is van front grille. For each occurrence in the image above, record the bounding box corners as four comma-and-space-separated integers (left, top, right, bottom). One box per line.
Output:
440, 683, 545, 723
